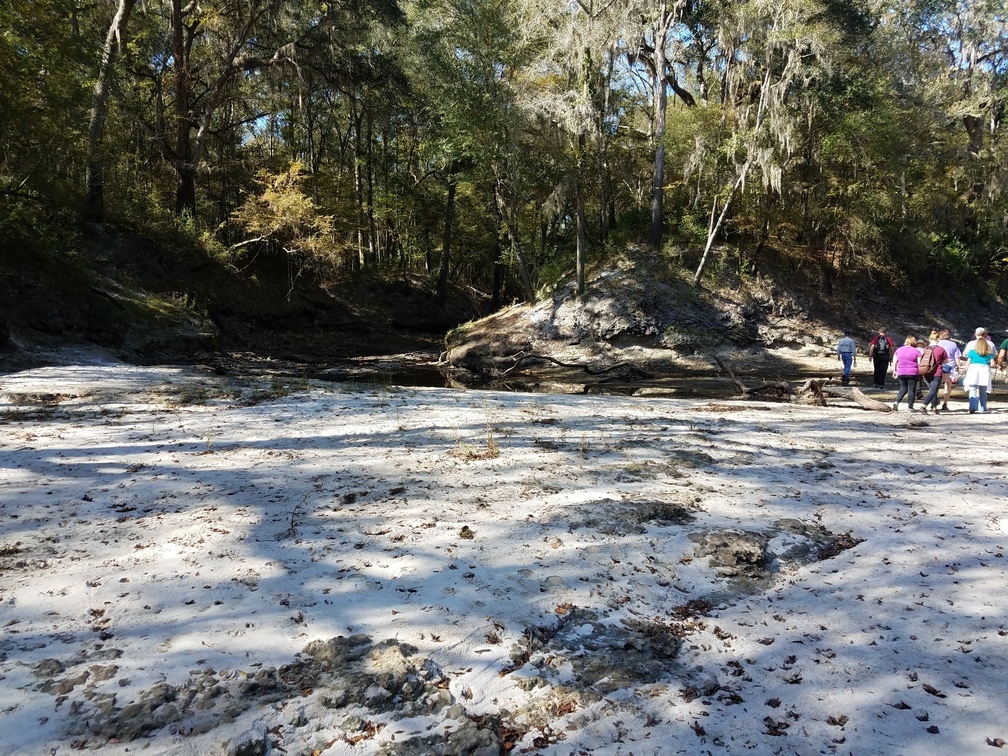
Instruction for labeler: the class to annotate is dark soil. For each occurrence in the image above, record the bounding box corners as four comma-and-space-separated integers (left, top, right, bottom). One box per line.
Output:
3, 226, 1006, 388
0, 223, 483, 376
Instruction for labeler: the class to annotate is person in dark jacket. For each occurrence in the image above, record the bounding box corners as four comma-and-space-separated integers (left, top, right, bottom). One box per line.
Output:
868, 329, 894, 389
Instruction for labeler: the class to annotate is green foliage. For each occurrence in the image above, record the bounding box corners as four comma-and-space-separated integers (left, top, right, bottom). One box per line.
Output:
231, 163, 340, 276
0, 0, 92, 200
0, 0, 1006, 310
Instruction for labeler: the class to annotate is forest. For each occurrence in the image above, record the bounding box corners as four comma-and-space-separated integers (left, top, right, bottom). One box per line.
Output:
1, 0, 1006, 309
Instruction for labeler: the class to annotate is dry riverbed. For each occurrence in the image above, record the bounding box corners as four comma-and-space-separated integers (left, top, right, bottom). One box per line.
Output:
1, 357, 1007, 755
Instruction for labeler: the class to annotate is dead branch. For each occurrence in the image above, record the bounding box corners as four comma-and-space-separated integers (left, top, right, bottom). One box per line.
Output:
713, 354, 797, 400
500, 353, 631, 377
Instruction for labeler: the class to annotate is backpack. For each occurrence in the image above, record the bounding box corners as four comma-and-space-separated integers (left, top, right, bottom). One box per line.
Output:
918, 345, 938, 377
875, 337, 890, 355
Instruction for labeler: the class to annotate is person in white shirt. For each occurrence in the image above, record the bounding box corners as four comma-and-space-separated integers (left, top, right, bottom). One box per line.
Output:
937, 329, 961, 410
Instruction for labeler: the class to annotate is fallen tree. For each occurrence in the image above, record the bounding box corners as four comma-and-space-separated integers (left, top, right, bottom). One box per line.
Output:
499, 352, 648, 379
712, 355, 892, 411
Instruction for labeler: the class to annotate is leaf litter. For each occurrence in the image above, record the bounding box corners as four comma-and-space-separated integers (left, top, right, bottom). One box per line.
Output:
1, 358, 1007, 754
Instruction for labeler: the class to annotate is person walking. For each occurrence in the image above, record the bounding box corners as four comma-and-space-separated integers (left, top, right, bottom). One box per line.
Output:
918, 332, 949, 413
892, 336, 921, 412
837, 330, 857, 385
963, 326, 995, 355
868, 329, 894, 389
960, 336, 996, 413
937, 329, 961, 411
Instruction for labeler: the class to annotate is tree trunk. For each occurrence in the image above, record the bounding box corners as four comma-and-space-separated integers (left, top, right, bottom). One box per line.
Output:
575, 176, 586, 296
492, 204, 505, 310
84, 0, 136, 223
435, 176, 456, 306
693, 69, 771, 287
352, 98, 365, 268
170, 0, 196, 216
176, 163, 197, 216
366, 108, 377, 263
496, 132, 535, 303
650, 7, 671, 251
692, 171, 743, 287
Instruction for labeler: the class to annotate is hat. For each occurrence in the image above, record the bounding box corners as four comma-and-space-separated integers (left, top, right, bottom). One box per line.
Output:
843, 329, 851, 336
976, 327, 987, 336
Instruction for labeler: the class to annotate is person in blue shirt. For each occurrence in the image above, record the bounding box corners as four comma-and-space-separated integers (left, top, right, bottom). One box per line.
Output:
960, 335, 996, 413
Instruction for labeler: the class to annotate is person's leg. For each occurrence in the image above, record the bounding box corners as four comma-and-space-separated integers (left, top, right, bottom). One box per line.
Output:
979, 386, 988, 412
968, 386, 979, 413
941, 374, 952, 408
894, 377, 908, 408
923, 374, 942, 409
875, 356, 888, 388
841, 353, 852, 384
908, 377, 918, 410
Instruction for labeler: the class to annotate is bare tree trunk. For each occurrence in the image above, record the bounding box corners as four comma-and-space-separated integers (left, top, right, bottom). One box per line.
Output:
492, 204, 505, 310
352, 98, 365, 268
84, 0, 135, 222
693, 70, 771, 287
496, 131, 535, 303
650, 6, 671, 251
692, 170, 743, 286
366, 108, 377, 263
598, 48, 615, 241
575, 176, 587, 296
435, 175, 456, 306
170, 0, 196, 216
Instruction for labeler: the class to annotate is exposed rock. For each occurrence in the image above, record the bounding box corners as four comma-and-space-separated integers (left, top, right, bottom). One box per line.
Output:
53, 636, 449, 744
691, 529, 770, 580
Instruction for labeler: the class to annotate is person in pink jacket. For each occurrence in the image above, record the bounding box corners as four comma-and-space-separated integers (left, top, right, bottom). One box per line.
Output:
891, 335, 921, 412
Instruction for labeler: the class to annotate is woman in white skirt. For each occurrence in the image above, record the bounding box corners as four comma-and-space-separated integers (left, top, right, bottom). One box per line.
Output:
960, 337, 996, 413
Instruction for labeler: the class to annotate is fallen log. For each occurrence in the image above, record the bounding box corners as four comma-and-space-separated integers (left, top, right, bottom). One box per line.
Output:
821, 385, 893, 411
713, 354, 890, 410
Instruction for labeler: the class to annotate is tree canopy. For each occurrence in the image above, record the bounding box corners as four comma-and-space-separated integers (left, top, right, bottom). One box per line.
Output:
2, 0, 1006, 299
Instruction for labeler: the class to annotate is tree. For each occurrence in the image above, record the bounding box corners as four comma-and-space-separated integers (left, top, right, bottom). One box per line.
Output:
691, 0, 835, 286
84, 0, 136, 222
515, 0, 631, 295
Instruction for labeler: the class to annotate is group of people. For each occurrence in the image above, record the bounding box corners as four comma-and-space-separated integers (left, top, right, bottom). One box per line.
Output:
837, 327, 1008, 414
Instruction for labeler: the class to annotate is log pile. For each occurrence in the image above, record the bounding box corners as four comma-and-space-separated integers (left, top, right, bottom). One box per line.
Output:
713, 355, 892, 411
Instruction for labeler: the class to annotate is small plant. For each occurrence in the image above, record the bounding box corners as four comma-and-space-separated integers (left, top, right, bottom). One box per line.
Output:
278, 493, 310, 540
0, 542, 22, 557
453, 432, 500, 461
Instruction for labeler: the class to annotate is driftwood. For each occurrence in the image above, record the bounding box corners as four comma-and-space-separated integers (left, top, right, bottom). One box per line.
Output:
820, 385, 893, 411
713, 355, 815, 402
714, 355, 891, 411
500, 353, 632, 377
